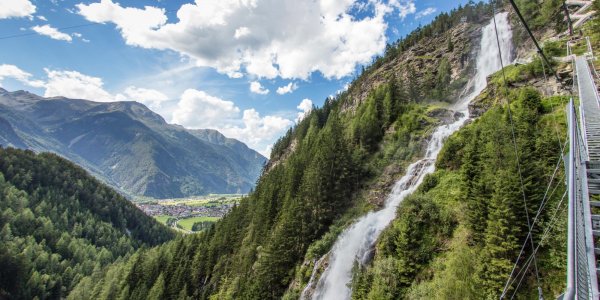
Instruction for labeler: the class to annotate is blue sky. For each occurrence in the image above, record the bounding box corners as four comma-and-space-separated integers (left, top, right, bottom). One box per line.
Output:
0, 0, 472, 155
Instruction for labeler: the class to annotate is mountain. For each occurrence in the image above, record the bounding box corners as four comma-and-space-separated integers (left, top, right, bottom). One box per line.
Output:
0, 147, 175, 299
67, 2, 572, 299
2, 1, 577, 299
0, 89, 266, 198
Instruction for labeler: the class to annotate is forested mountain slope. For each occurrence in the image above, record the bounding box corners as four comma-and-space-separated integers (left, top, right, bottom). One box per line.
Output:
65, 2, 550, 299
48, 0, 583, 299
0, 89, 266, 199
0, 148, 175, 299
351, 89, 567, 299
350, 2, 599, 298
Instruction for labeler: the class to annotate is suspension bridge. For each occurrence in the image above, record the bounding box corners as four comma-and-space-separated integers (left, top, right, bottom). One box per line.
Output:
562, 39, 600, 299
563, 2, 600, 297
486, 0, 600, 298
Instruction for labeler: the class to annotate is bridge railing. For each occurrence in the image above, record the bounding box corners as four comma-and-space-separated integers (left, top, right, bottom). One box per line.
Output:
564, 99, 598, 299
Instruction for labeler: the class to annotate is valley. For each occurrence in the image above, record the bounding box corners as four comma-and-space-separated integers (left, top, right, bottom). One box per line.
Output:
0, 91, 266, 199
135, 194, 241, 232
1, 0, 600, 299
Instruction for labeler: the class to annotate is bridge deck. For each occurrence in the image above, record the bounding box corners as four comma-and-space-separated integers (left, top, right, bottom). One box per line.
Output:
577, 56, 600, 162
570, 56, 600, 299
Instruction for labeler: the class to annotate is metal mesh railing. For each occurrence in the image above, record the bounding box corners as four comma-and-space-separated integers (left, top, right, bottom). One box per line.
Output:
565, 99, 599, 299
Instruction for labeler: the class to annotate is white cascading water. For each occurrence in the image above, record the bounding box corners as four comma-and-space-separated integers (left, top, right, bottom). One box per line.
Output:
303, 12, 513, 300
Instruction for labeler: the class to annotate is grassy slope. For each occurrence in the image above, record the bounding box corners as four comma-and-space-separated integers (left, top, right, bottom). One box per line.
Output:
177, 217, 220, 231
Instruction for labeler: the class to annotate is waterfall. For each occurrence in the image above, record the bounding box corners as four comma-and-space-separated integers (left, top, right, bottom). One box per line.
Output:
302, 12, 513, 300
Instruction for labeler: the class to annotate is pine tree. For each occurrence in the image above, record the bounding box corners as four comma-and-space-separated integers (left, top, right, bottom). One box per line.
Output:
147, 273, 165, 300
436, 58, 452, 99
479, 168, 521, 298
383, 83, 395, 127
407, 66, 420, 101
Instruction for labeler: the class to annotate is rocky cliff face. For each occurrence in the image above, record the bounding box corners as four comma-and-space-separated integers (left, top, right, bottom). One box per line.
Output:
341, 21, 482, 113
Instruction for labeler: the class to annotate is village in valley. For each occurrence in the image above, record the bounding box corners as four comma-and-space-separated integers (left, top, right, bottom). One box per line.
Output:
134, 194, 241, 232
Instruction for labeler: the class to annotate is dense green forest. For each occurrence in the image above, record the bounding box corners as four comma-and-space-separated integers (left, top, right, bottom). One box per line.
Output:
348, 0, 589, 295
351, 88, 568, 299
0, 148, 175, 299
1, 0, 581, 299
68, 70, 441, 300
65, 2, 555, 299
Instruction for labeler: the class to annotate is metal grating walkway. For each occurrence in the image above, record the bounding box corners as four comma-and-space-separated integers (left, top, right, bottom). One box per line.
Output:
564, 56, 600, 299
577, 56, 600, 162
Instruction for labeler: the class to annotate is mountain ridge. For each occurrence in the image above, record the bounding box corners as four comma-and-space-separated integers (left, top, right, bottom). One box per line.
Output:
0, 88, 266, 198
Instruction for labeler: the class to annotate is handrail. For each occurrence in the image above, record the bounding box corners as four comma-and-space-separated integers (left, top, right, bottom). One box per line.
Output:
565, 99, 576, 300
563, 96, 599, 299
586, 36, 600, 81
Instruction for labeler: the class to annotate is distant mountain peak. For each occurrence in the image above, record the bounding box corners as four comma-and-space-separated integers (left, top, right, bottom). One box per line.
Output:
0, 88, 266, 198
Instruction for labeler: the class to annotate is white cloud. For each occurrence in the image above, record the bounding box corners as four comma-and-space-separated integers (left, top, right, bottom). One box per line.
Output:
336, 82, 351, 95
43, 69, 113, 101
276, 82, 298, 95
416, 7, 437, 19
250, 81, 269, 95
221, 109, 293, 156
0, 65, 29, 83
0, 0, 36, 19
171, 89, 293, 156
37, 15, 48, 21
171, 89, 240, 129
115, 86, 169, 109
1, 66, 171, 108
234, 27, 250, 39
296, 98, 313, 122
32, 25, 73, 42
77, 0, 393, 80
396, 0, 416, 20
72, 32, 82, 38
0, 64, 45, 88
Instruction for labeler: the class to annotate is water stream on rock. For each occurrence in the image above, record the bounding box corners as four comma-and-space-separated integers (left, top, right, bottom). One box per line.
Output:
302, 12, 514, 300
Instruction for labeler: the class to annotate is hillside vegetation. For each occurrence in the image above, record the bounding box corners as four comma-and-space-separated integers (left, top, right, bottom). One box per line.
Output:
4, 0, 574, 299
0, 0, 587, 297
351, 88, 568, 299
65, 2, 534, 300
0, 148, 175, 299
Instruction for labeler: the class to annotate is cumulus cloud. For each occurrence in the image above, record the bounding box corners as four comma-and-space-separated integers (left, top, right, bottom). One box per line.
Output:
0, 65, 171, 108
0, 0, 36, 19
0, 66, 109, 99
276, 82, 298, 95
296, 98, 313, 122
44, 69, 113, 101
115, 86, 169, 109
416, 7, 437, 19
32, 25, 73, 42
171, 89, 240, 129
250, 81, 269, 95
77, 0, 393, 80
234, 27, 250, 39
396, 0, 416, 20
0, 64, 45, 88
170, 89, 293, 156
221, 109, 293, 156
